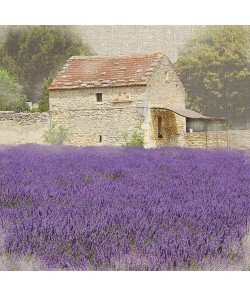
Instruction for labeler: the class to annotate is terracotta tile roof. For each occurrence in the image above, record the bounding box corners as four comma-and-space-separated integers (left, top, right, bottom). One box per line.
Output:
49, 52, 165, 90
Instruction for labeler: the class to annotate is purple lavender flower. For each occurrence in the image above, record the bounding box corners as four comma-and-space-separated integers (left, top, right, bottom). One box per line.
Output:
0, 145, 249, 270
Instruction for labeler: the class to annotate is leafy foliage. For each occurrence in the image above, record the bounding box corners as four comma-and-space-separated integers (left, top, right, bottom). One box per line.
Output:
37, 76, 53, 112
175, 26, 250, 127
0, 69, 28, 112
123, 131, 144, 146
0, 26, 94, 102
43, 124, 69, 145
0, 145, 249, 270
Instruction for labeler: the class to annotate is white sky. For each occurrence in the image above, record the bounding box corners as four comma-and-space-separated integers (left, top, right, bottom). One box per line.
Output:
80, 25, 204, 62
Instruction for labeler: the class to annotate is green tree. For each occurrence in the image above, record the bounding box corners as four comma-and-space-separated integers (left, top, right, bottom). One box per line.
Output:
175, 26, 250, 127
0, 69, 28, 112
0, 26, 94, 103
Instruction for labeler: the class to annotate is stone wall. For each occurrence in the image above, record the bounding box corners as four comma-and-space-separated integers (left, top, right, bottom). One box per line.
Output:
148, 108, 186, 147
49, 86, 147, 111
0, 111, 50, 145
185, 130, 250, 149
51, 108, 144, 146
147, 55, 186, 110
1, 110, 249, 149
49, 58, 187, 147
49, 86, 148, 146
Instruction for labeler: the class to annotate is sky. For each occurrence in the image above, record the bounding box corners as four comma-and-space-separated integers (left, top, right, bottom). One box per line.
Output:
0, 25, 204, 62
79, 25, 204, 62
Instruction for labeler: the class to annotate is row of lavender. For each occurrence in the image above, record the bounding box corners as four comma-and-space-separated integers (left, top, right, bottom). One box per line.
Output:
0, 145, 249, 270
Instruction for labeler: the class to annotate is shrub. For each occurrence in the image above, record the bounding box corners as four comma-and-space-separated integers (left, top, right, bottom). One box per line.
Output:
123, 131, 144, 147
221, 122, 234, 131
43, 124, 69, 145
0, 69, 29, 112
38, 97, 49, 113
37, 76, 53, 112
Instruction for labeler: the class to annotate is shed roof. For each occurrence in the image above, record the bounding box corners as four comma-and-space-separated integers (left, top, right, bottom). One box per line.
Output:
172, 108, 210, 119
151, 107, 224, 120
49, 52, 165, 90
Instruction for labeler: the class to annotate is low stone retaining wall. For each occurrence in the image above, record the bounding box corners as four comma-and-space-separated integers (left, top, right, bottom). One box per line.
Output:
185, 130, 250, 149
1, 111, 249, 149
0, 111, 50, 145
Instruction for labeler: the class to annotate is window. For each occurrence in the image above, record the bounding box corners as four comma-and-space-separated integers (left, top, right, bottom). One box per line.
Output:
158, 116, 163, 139
95, 93, 103, 102
165, 71, 169, 82
99, 135, 102, 143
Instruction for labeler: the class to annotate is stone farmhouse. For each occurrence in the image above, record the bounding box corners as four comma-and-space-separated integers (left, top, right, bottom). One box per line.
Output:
1, 52, 249, 148
49, 51, 219, 147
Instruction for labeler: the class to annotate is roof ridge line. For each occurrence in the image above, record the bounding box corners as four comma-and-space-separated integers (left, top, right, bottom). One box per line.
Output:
49, 51, 167, 90
69, 51, 166, 60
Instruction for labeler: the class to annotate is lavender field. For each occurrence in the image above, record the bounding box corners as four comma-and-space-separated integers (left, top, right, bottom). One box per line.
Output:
0, 145, 249, 271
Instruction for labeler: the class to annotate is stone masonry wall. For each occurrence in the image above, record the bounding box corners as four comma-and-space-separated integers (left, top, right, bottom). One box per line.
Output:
49, 56, 187, 147
185, 130, 250, 149
147, 55, 186, 110
0, 111, 50, 145
145, 56, 186, 147
148, 109, 186, 147
49, 86, 148, 146
0, 110, 249, 149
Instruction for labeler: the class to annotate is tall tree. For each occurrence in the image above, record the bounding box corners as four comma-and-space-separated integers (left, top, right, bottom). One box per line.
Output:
0, 26, 94, 102
175, 26, 250, 127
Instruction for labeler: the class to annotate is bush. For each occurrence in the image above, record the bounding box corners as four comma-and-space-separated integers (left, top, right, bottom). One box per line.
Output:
221, 122, 234, 131
123, 131, 144, 147
0, 69, 29, 112
38, 97, 49, 113
37, 76, 53, 112
43, 124, 69, 145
